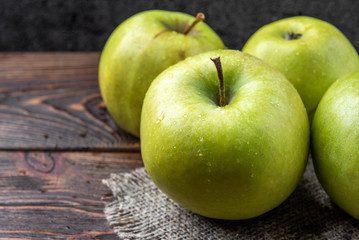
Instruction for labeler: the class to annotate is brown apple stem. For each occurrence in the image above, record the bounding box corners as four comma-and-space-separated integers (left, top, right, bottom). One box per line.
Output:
183, 12, 205, 35
210, 57, 225, 107
285, 32, 302, 40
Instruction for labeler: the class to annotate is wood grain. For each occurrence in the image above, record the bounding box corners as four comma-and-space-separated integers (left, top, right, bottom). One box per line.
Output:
0, 53, 139, 151
0, 53, 145, 239
0, 151, 144, 239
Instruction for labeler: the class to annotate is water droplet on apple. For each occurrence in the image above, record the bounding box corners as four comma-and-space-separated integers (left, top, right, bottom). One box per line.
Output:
156, 112, 165, 124
198, 149, 203, 157
199, 136, 204, 142
173, 146, 177, 149
198, 114, 202, 118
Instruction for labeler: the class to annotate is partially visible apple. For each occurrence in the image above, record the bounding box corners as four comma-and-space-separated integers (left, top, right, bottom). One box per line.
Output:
243, 16, 359, 120
312, 71, 359, 219
99, 10, 225, 137
141, 49, 309, 220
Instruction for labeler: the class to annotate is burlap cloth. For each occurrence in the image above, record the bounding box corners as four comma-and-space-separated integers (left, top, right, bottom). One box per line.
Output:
102, 157, 359, 239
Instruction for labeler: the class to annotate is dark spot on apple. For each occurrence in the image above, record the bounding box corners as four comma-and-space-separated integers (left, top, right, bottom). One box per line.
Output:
285, 32, 302, 40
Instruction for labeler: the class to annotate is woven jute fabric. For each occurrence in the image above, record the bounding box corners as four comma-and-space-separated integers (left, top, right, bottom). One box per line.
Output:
103, 157, 359, 239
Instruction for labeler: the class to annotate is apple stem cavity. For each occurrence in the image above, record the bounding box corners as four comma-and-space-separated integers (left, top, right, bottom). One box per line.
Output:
210, 57, 226, 107
285, 32, 302, 40
183, 12, 205, 35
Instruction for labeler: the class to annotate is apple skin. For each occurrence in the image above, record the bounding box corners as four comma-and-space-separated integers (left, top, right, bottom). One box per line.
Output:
99, 10, 225, 137
312, 71, 359, 219
242, 16, 359, 120
141, 49, 310, 220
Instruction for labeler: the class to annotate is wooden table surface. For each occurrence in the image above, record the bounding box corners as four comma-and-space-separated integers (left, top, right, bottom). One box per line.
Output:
0, 53, 143, 239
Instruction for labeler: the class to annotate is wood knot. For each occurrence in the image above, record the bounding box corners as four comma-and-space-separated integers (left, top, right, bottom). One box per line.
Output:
26, 152, 56, 173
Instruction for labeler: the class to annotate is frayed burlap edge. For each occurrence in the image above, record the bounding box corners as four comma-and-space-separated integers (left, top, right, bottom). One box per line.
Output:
103, 159, 359, 240
102, 169, 162, 239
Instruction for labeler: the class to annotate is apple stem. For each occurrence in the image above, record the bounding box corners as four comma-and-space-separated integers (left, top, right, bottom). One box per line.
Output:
183, 12, 205, 35
210, 57, 226, 107
285, 32, 302, 40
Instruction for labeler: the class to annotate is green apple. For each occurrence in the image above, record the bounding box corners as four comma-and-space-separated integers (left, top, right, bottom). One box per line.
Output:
99, 10, 225, 137
141, 49, 309, 220
312, 71, 359, 219
242, 16, 359, 120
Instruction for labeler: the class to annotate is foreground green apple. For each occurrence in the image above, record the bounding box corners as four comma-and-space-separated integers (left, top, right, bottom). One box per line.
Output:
312, 71, 359, 219
99, 10, 225, 137
141, 49, 309, 220
243, 16, 359, 120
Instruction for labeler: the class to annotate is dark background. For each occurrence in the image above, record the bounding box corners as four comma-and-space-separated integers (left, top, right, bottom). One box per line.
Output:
1, 0, 359, 51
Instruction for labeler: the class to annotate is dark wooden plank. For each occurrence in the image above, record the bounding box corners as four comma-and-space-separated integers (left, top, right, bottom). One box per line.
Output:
0, 53, 139, 151
0, 151, 144, 239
